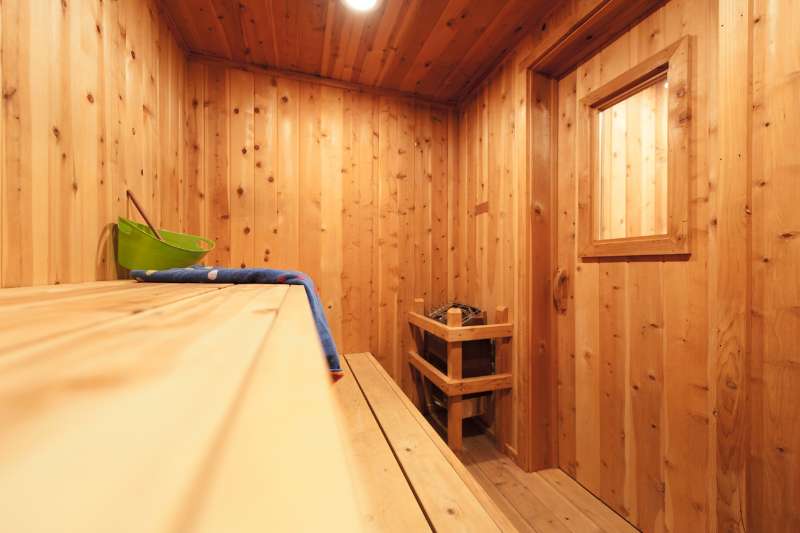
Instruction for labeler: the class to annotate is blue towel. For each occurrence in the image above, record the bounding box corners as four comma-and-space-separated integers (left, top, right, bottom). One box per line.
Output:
129, 266, 341, 373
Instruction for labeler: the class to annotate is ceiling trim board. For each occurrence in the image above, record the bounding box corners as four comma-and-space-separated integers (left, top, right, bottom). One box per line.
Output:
187, 52, 457, 109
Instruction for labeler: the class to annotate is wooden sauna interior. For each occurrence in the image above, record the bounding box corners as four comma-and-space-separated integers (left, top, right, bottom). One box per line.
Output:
1, 0, 798, 531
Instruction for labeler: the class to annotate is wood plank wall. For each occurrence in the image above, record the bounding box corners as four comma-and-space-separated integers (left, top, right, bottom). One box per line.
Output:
749, 0, 800, 531
181, 60, 455, 392
0, 0, 186, 287
458, 0, 800, 531
452, 52, 558, 472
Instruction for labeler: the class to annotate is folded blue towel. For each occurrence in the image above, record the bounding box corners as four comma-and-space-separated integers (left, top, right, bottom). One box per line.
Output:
130, 266, 341, 373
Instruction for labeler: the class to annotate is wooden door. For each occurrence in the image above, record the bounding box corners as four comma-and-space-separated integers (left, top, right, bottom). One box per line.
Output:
551, 2, 714, 532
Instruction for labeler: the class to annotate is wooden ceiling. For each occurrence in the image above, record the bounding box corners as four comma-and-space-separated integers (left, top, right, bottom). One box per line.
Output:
160, 0, 554, 103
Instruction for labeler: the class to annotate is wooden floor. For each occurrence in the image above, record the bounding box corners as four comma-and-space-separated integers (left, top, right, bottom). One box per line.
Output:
461, 433, 639, 533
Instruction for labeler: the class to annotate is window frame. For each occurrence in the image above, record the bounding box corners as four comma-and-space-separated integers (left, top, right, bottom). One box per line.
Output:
577, 36, 691, 258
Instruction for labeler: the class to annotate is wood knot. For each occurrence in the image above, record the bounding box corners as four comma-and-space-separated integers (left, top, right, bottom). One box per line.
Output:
130, 50, 136, 60
267, 176, 274, 182
254, 144, 260, 151
86, 92, 94, 103
241, 147, 247, 155
281, 95, 289, 103
3, 87, 17, 100
52, 126, 61, 139
254, 107, 260, 114
236, 186, 244, 196
243, 227, 251, 234
233, 107, 239, 114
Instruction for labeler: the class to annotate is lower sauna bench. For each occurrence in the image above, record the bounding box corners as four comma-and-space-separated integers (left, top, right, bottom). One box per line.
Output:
0, 281, 634, 533
339, 353, 639, 533
337, 352, 515, 532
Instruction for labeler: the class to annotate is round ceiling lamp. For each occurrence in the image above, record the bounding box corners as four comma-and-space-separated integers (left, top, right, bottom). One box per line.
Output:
343, 0, 378, 12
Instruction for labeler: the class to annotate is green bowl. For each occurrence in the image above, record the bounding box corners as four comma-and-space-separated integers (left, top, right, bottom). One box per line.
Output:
116, 217, 215, 270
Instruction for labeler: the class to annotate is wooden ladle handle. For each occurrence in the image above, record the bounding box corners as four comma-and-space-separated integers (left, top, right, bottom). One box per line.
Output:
126, 190, 164, 241
553, 269, 568, 314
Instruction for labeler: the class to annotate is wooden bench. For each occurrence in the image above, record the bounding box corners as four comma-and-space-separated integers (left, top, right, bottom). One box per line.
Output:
0, 282, 515, 532
337, 352, 517, 532
0, 281, 362, 532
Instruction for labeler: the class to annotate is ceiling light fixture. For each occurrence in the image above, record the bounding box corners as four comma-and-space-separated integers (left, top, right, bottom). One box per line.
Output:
343, 0, 378, 12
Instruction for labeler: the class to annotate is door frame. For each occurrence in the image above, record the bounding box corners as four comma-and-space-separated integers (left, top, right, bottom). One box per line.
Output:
517, 0, 666, 473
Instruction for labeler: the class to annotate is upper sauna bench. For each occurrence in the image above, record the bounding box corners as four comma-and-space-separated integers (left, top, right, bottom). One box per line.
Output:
0, 281, 513, 532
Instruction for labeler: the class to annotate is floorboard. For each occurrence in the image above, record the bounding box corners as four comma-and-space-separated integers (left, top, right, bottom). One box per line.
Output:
461, 433, 639, 533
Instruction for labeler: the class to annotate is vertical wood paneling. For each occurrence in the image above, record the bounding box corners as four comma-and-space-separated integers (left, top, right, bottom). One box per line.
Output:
253, 73, 278, 267
715, 1, 751, 531
454, 56, 551, 470
375, 96, 400, 374
1, 0, 186, 288
181, 62, 452, 392
228, 68, 255, 269
184, 62, 207, 239
298, 82, 322, 283
204, 64, 230, 267
750, 0, 800, 532
2, 0, 35, 287
393, 99, 414, 384
29, 0, 51, 286
0, 0, 3, 287
431, 107, 449, 307
275, 77, 300, 269
319, 85, 344, 346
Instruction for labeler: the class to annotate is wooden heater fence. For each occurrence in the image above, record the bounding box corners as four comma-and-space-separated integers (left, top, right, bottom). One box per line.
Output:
407, 298, 513, 451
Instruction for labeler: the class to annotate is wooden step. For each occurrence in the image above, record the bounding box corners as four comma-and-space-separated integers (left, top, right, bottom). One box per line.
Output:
345, 352, 517, 532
